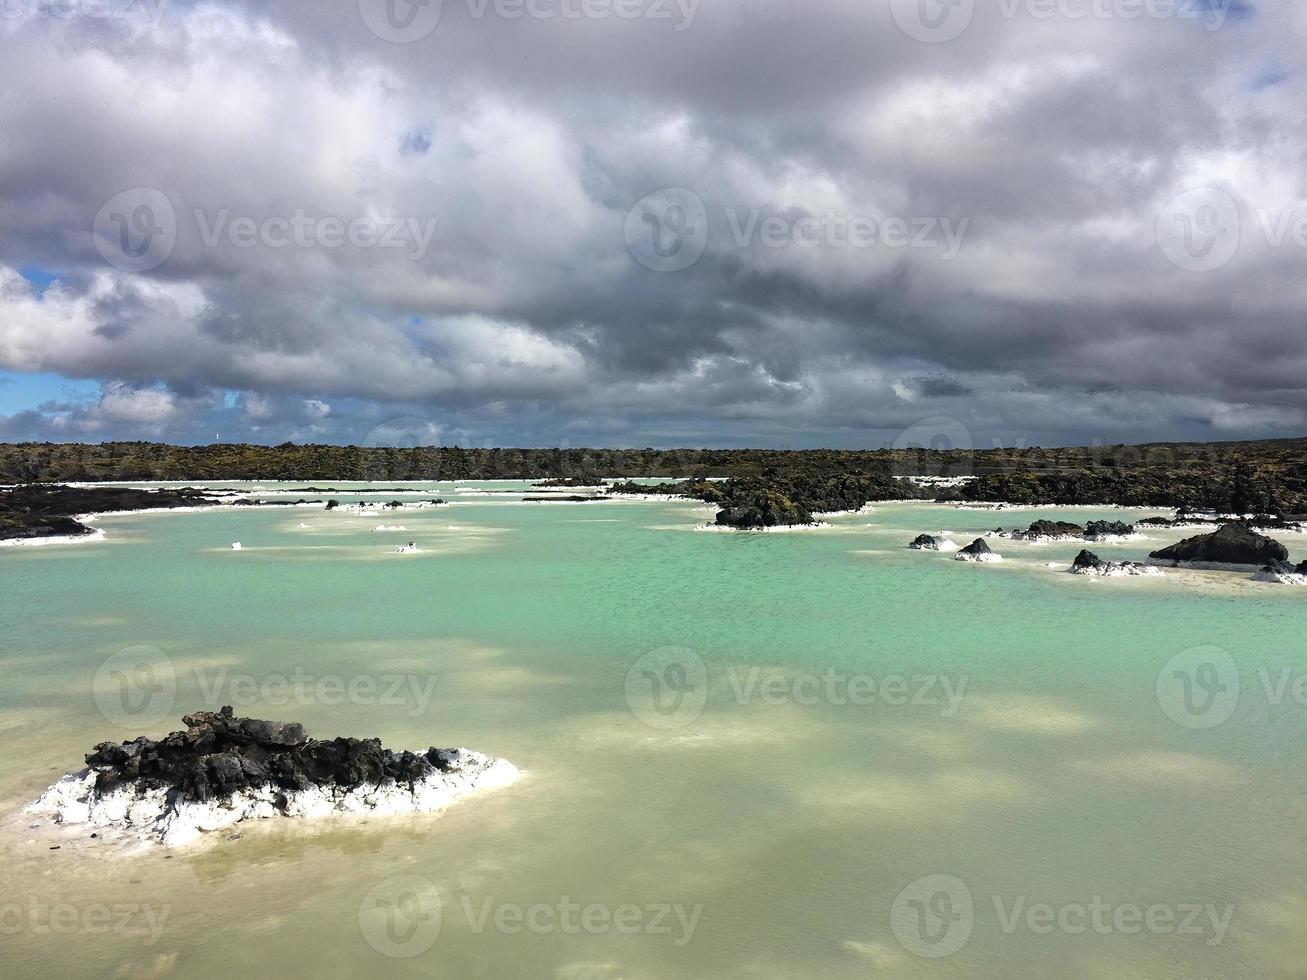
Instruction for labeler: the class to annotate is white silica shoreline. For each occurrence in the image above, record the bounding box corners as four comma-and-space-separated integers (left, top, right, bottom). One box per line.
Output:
0, 528, 107, 548
26, 749, 520, 851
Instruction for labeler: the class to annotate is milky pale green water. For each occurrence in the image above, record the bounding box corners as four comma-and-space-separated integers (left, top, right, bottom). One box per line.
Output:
2, 485, 1306, 979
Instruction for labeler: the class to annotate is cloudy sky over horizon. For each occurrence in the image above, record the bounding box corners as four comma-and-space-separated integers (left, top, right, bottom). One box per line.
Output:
0, 0, 1303, 450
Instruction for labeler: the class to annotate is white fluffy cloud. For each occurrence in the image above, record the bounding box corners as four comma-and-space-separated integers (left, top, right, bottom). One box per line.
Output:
0, 0, 1304, 447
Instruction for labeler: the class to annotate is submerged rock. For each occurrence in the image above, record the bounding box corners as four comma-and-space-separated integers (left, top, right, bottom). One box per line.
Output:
26, 707, 517, 849
1148, 522, 1289, 571
1252, 560, 1307, 585
1069, 549, 1161, 578
909, 533, 960, 552
955, 538, 1002, 562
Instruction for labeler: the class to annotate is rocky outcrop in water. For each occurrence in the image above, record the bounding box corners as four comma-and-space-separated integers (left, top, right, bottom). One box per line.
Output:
1252, 559, 1307, 585
1148, 522, 1289, 570
1084, 520, 1137, 540
27, 707, 518, 848
1022, 520, 1084, 540
715, 490, 815, 529
1069, 550, 1160, 577
955, 538, 1001, 562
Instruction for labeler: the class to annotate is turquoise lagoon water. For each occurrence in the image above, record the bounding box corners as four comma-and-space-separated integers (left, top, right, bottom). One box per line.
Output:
2, 485, 1306, 979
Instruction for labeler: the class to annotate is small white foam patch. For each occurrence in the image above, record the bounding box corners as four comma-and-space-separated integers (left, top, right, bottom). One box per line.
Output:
26, 750, 519, 850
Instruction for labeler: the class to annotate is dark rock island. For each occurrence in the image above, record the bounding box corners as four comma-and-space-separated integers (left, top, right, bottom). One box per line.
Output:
27, 707, 518, 848
1149, 522, 1290, 570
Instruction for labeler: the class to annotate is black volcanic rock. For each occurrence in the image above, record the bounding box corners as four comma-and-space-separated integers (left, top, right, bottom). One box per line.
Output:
1069, 550, 1159, 577
83, 707, 450, 804
1149, 522, 1289, 567
910, 534, 942, 550
1071, 550, 1111, 574
1024, 519, 1084, 539
956, 538, 999, 561
715, 490, 814, 529
0, 484, 218, 541
523, 495, 614, 503
1084, 520, 1135, 539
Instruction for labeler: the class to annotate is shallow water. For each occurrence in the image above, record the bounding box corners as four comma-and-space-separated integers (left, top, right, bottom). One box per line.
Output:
2, 487, 1306, 979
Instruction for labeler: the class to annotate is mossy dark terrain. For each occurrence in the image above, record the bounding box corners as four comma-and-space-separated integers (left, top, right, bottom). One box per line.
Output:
2, 436, 1307, 533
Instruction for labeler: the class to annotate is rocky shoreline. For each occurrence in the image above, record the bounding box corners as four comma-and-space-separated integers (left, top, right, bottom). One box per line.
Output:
25, 707, 518, 848
0, 485, 221, 543
904, 516, 1307, 585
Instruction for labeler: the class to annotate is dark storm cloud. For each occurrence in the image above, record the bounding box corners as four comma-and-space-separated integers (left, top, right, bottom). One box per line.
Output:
0, 0, 1304, 447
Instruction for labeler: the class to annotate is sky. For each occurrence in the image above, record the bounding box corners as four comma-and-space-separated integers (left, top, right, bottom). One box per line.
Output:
0, 0, 1302, 451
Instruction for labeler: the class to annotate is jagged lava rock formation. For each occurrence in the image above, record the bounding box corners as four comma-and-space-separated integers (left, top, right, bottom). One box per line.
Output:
955, 539, 1002, 562
1083, 520, 1139, 541
27, 707, 518, 848
1069, 550, 1161, 577
1148, 522, 1290, 571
